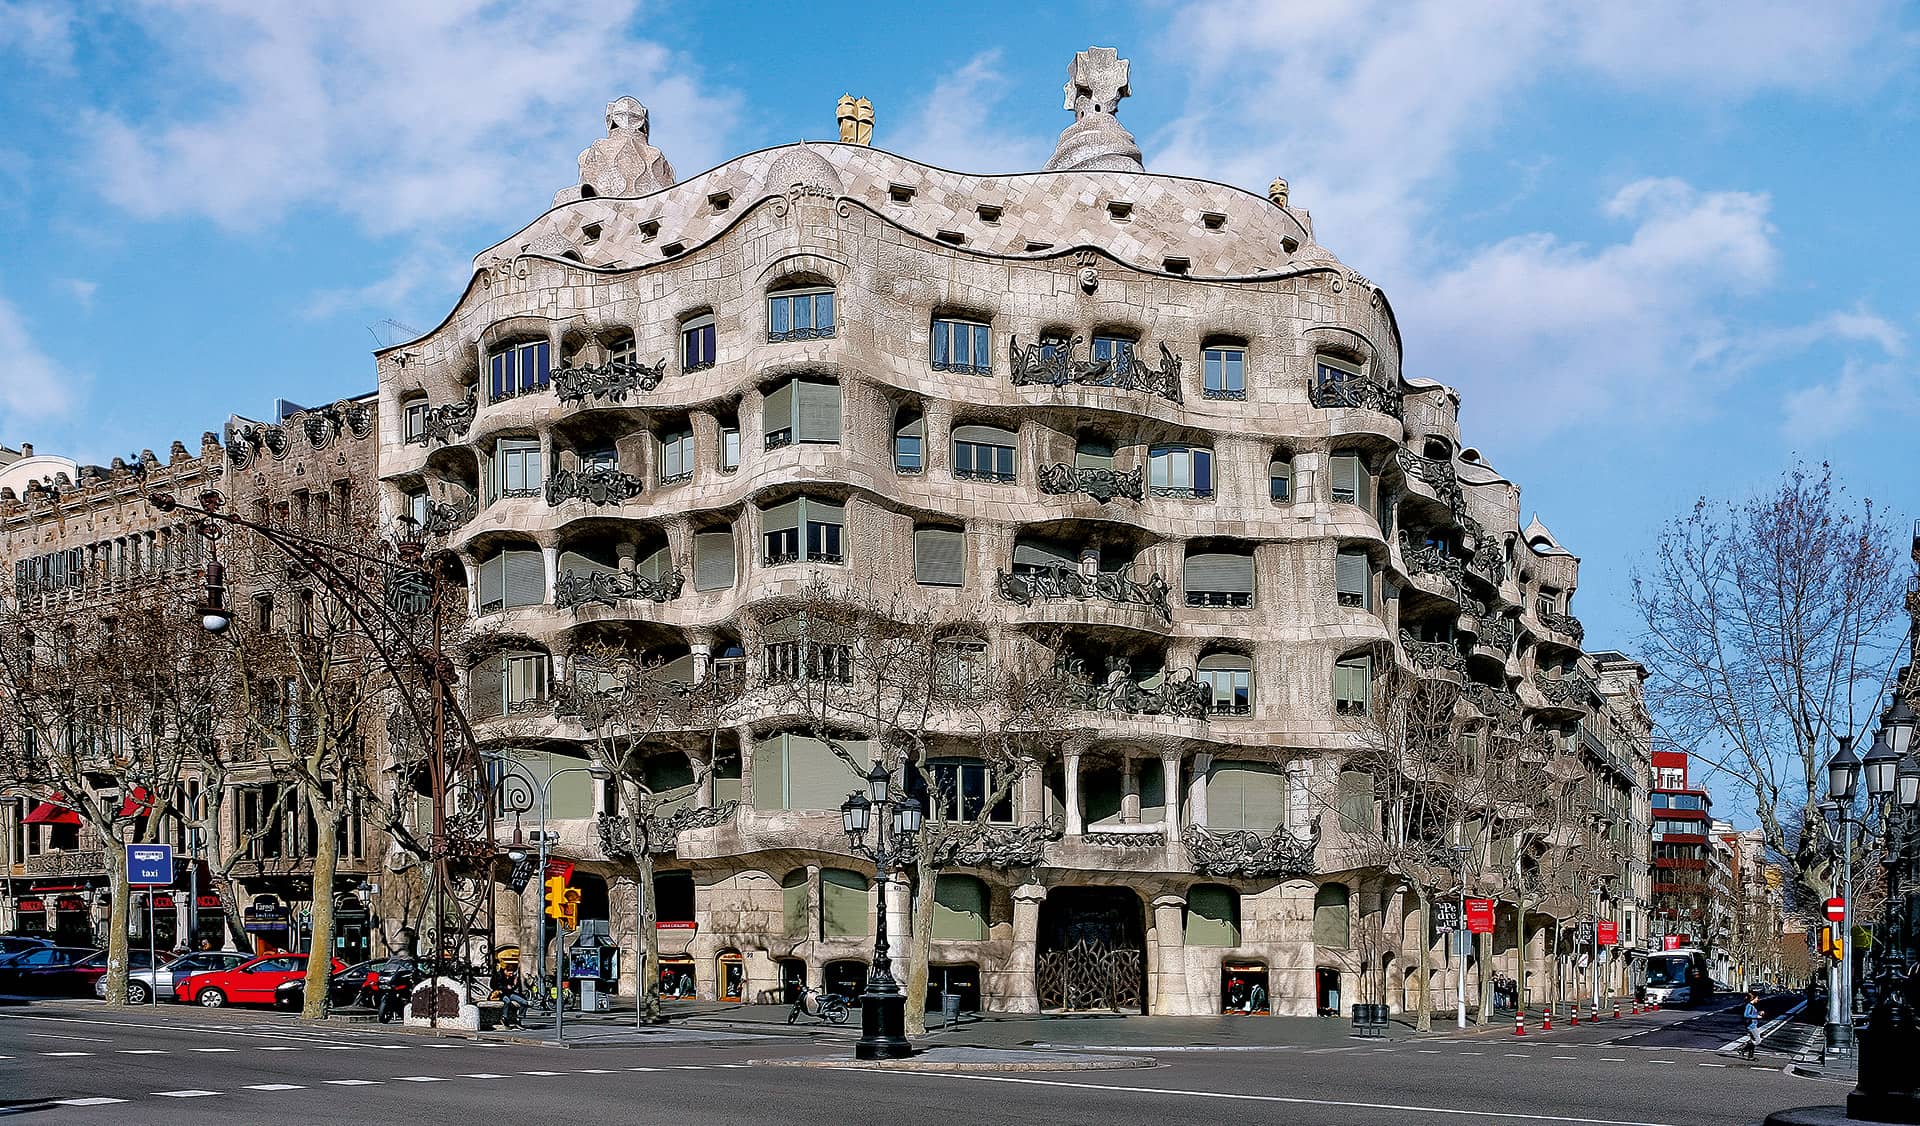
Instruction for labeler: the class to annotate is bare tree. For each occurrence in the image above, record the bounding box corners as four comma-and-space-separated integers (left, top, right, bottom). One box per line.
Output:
1635, 463, 1904, 916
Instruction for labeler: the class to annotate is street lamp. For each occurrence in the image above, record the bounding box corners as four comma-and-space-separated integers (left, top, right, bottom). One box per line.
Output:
839, 761, 922, 1060
1824, 736, 1861, 1058
1864, 729, 1901, 802
1847, 695, 1920, 1124
1452, 842, 1471, 1030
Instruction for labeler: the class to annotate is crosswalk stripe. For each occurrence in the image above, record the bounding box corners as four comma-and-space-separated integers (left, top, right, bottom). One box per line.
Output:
56, 1098, 127, 1106
43, 1052, 91, 1057
154, 1090, 220, 1098
394, 1076, 449, 1083
574, 1068, 613, 1074
118, 1049, 167, 1054
191, 1047, 238, 1053
462, 1073, 508, 1079
521, 1071, 564, 1076
244, 1084, 305, 1091
326, 1079, 381, 1086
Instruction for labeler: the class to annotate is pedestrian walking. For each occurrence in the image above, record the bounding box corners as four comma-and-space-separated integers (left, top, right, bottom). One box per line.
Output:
1739, 988, 1762, 1060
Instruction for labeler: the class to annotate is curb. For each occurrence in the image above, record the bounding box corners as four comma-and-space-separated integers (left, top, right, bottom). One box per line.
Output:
752, 1053, 1157, 1073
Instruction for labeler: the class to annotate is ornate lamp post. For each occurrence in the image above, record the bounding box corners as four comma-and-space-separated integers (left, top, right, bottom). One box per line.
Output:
839, 762, 922, 1060
1847, 699, 1920, 1124
1824, 735, 1862, 1057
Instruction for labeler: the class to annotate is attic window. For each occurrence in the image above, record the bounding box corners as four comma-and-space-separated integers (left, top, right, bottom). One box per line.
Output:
580, 184, 598, 199
580, 222, 602, 243
888, 183, 916, 204
639, 219, 661, 241
936, 229, 965, 245
707, 190, 733, 212
976, 203, 1003, 224
1106, 200, 1133, 221
661, 240, 686, 257
1024, 240, 1054, 252
1163, 256, 1191, 275
1201, 211, 1227, 230
1281, 236, 1299, 254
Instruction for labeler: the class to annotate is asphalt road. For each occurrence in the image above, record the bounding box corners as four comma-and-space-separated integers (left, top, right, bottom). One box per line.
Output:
0, 1000, 1833, 1126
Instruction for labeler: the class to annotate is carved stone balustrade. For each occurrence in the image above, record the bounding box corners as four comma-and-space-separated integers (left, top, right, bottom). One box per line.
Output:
1036, 463, 1144, 503
1184, 824, 1318, 879
997, 563, 1172, 622
545, 465, 646, 506
554, 567, 685, 609
1009, 335, 1182, 403
1308, 377, 1403, 419
551, 357, 667, 406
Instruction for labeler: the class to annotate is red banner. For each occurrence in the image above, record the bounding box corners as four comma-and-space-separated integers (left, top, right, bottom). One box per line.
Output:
1597, 920, 1618, 946
1662, 934, 1688, 950
544, 860, 575, 885
1465, 898, 1495, 934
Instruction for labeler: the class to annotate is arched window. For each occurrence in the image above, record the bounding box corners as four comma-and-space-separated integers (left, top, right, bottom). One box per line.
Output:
401, 395, 429, 445
893, 407, 924, 473
1202, 343, 1246, 400
933, 875, 989, 941
1185, 885, 1241, 946
952, 424, 1016, 484
1314, 884, 1351, 947
768, 286, 835, 343
1268, 451, 1293, 502
1197, 651, 1253, 715
820, 868, 869, 938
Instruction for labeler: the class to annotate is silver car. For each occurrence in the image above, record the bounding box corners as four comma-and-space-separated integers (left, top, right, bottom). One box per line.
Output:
95, 950, 249, 1004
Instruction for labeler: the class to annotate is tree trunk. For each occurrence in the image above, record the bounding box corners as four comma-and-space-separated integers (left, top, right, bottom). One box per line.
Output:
1477, 930, 1492, 1025
102, 841, 132, 1007
633, 844, 662, 1024
904, 858, 936, 1037
300, 798, 339, 1022
1413, 886, 1433, 1033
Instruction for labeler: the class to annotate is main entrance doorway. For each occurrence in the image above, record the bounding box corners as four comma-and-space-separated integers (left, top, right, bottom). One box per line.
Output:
1036, 887, 1145, 1013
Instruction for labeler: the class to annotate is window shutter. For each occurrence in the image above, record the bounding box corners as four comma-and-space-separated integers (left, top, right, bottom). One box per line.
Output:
635, 547, 672, 582
913, 528, 966, 586
1338, 770, 1375, 832
469, 657, 503, 720
1012, 539, 1077, 570
932, 875, 989, 941
1184, 886, 1240, 946
558, 550, 618, 579
1329, 454, 1358, 503
952, 424, 1014, 447
760, 499, 802, 534
1335, 551, 1371, 609
795, 381, 841, 443
1209, 762, 1286, 830
1184, 552, 1254, 594
802, 499, 845, 525
1075, 442, 1115, 471
780, 872, 809, 936
751, 738, 786, 809
763, 381, 795, 436
693, 531, 736, 591
1354, 459, 1374, 517
895, 413, 925, 440
478, 555, 505, 611
502, 550, 545, 608
784, 734, 861, 812
820, 868, 870, 938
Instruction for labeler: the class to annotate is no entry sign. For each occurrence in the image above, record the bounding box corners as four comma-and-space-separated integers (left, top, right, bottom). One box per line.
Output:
1465, 898, 1495, 934
1825, 897, 1846, 922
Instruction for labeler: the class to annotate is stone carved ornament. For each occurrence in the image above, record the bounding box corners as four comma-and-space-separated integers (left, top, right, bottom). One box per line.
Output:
562, 96, 676, 204
1044, 47, 1145, 173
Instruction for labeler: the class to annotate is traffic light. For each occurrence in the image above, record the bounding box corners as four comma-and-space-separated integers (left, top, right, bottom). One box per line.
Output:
1818, 925, 1844, 962
543, 876, 567, 920
560, 888, 581, 929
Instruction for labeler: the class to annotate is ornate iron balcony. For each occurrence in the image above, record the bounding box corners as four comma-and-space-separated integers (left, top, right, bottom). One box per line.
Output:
1466, 683, 1521, 725
1185, 591, 1253, 608
1008, 335, 1183, 403
931, 359, 991, 375
1398, 532, 1467, 598
768, 325, 835, 344
1532, 671, 1596, 709
998, 562, 1172, 622
1150, 485, 1214, 500
1477, 614, 1515, 653
595, 801, 740, 858
1540, 611, 1586, 644
1400, 629, 1467, 676
658, 470, 693, 486
954, 467, 1015, 484
553, 567, 686, 609
1309, 377, 1403, 419
1184, 824, 1318, 879
1036, 463, 1143, 503
1468, 538, 1509, 587
551, 357, 667, 406
422, 498, 475, 538
1053, 654, 1211, 721
415, 398, 477, 447
1202, 386, 1248, 401
545, 465, 645, 506
1396, 448, 1462, 510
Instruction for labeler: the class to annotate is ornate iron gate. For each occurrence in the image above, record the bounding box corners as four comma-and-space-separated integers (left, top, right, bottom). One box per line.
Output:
1037, 938, 1144, 1012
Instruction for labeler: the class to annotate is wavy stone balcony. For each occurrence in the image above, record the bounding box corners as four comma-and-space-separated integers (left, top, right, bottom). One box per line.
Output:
1308, 377, 1403, 420
1008, 335, 1182, 404
996, 564, 1173, 623
1036, 463, 1144, 504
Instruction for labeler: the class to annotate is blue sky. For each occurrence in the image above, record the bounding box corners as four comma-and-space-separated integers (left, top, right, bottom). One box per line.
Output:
2, 1, 1917, 684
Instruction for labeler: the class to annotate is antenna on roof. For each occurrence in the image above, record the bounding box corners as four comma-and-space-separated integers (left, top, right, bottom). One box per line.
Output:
367, 318, 422, 348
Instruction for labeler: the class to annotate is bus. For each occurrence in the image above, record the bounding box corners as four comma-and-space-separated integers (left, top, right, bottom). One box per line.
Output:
1638, 947, 1714, 1008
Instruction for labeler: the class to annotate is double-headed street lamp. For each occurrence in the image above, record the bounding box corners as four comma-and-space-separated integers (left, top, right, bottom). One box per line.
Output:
1823, 735, 1864, 1057
1845, 698, 1920, 1123
839, 762, 923, 1061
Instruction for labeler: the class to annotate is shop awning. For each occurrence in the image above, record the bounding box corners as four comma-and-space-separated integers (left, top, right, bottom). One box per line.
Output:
117, 786, 153, 819
23, 795, 80, 825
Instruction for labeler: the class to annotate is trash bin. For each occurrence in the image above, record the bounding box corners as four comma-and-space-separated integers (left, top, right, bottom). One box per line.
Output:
941, 992, 962, 1028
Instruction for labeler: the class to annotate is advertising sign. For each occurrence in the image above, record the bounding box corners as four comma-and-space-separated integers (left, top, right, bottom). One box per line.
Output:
508, 854, 539, 894
1465, 898, 1496, 935
1597, 920, 1619, 946
568, 946, 603, 980
1433, 902, 1461, 930
126, 843, 173, 886
1662, 934, 1687, 950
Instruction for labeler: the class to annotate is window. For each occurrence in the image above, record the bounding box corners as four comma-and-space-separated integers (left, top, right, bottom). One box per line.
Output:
760, 498, 844, 565
1268, 452, 1293, 502
767, 287, 835, 342
1011, 536, 1079, 577
762, 377, 841, 448
1149, 445, 1213, 499
1536, 589, 1560, 619
693, 530, 736, 592
403, 398, 429, 443
658, 428, 694, 483
933, 875, 989, 940
936, 637, 987, 695
820, 868, 869, 938
931, 318, 991, 374
1333, 653, 1373, 716
763, 633, 852, 684
1315, 354, 1361, 389
681, 314, 716, 371
1203, 346, 1246, 400
489, 439, 543, 502
913, 526, 966, 587
1337, 770, 1375, 832
1313, 884, 1351, 947
477, 547, 545, 611
718, 423, 741, 471
253, 593, 274, 632
1184, 549, 1255, 607
1206, 761, 1288, 831
893, 409, 924, 474
915, 759, 1012, 823
1196, 652, 1253, 715
1091, 334, 1135, 367
503, 652, 547, 711
780, 871, 809, 936
1075, 436, 1115, 471
752, 733, 867, 812
1328, 452, 1373, 516
1335, 550, 1373, 610
1186, 885, 1241, 946
952, 424, 1015, 483
487, 339, 551, 403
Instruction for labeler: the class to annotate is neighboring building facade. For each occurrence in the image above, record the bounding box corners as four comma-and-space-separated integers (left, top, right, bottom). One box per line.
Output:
1648, 748, 1714, 954
373, 50, 1647, 1017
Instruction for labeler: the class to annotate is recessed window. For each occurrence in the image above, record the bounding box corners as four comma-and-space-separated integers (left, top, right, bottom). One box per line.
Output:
768, 288, 835, 342
1316, 354, 1363, 389
502, 652, 548, 713
888, 183, 915, 203
931, 317, 991, 374
487, 439, 543, 503
581, 222, 601, 243
707, 190, 733, 212
1163, 256, 1191, 275
658, 428, 694, 484
693, 529, 736, 591
760, 496, 844, 565
936, 229, 965, 245
1092, 335, 1135, 367
1148, 444, 1213, 499
606, 334, 637, 369
1185, 549, 1254, 607
762, 377, 841, 449
1268, 452, 1293, 502
952, 424, 1016, 484
580, 446, 617, 473
976, 204, 1002, 223
915, 759, 1010, 823
1203, 346, 1247, 400
404, 489, 429, 531
487, 339, 551, 404
402, 398, 429, 444
913, 526, 965, 587
1201, 211, 1226, 230
1335, 549, 1374, 610
1333, 653, 1373, 716
682, 314, 716, 372
638, 219, 660, 240
893, 408, 924, 474
1197, 652, 1253, 715
477, 548, 545, 612
1106, 200, 1133, 220
660, 240, 685, 257
1328, 452, 1374, 516
719, 421, 741, 471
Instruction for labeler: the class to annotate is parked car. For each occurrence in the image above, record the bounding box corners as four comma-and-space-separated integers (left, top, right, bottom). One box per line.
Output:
66, 949, 162, 997
174, 952, 344, 1007
0, 936, 54, 960
274, 960, 373, 1012
95, 951, 250, 1004
0, 946, 106, 996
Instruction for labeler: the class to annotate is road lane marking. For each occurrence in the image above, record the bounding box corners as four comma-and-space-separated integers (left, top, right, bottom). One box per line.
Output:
1504, 1054, 1531, 1058
1417, 1049, 1441, 1053
326, 1079, 381, 1086
244, 1084, 305, 1091
462, 1073, 508, 1079
118, 1049, 167, 1054
872, 1072, 1689, 1126
1553, 1056, 1578, 1060
1649, 1061, 1674, 1065
28, 1031, 112, 1042
191, 1047, 238, 1053
153, 1090, 220, 1098
395, 1076, 450, 1082
1700, 1063, 1726, 1068
627, 1067, 662, 1071
521, 1071, 564, 1076
1602, 1057, 1626, 1062
56, 1099, 127, 1106
42, 1051, 92, 1057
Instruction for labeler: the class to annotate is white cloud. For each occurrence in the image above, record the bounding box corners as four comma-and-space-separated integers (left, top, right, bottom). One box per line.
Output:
1765, 308, 1912, 438
59, 279, 97, 310
0, 1, 75, 70
0, 296, 77, 429
890, 50, 1052, 175
88, 2, 740, 238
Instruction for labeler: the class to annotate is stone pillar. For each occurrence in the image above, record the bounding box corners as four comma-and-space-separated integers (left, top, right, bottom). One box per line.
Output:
1160, 750, 1183, 845
1018, 756, 1044, 824
1189, 759, 1210, 828
541, 546, 559, 604
1151, 893, 1194, 1015
736, 725, 758, 806
1120, 757, 1140, 824
1063, 748, 1083, 837
1000, 883, 1047, 1014
883, 874, 909, 984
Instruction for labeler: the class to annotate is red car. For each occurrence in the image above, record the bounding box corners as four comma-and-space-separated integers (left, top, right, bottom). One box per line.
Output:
174, 952, 344, 1007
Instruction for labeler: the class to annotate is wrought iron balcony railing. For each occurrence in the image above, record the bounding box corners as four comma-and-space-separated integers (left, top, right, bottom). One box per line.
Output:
551, 357, 667, 406
1396, 448, 1462, 510
1309, 377, 1403, 419
1532, 671, 1597, 709
1184, 824, 1318, 879
1052, 655, 1210, 721
1035, 463, 1143, 503
1540, 611, 1586, 644
553, 567, 686, 610
997, 563, 1172, 622
544, 465, 645, 506
1400, 629, 1468, 676
1008, 335, 1183, 403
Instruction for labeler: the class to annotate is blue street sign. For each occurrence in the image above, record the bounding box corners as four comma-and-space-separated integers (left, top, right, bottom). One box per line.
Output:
127, 843, 173, 886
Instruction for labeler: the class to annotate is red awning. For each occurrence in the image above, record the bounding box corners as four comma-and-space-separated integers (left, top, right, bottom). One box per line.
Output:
23, 795, 80, 826
117, 786, 153, 819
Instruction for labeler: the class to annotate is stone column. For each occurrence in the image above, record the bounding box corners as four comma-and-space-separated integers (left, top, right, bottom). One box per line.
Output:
736, 725, 758, 808
1189, 759, 1210, 829
1000, 883, 1047, 1014
541, 546, 559, 605
1018, 756, 1044, 824
1120, 757, 1140, 824
1063, 748, 1084, 837
1151, 893, 1193, 1015
1160, 750, 1183, 845
883, 875, 909, 984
